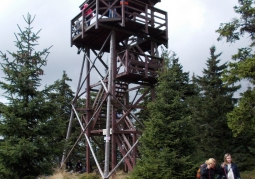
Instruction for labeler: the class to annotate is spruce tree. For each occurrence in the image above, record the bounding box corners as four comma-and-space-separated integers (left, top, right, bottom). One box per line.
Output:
0, 13, 63, 178
191, 46, 240, 163
47, 71, 75, 164
129, 49, 196, 179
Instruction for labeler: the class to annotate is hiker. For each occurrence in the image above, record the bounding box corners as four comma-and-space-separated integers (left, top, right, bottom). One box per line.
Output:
120, 0, 129, 17
217, 153, 241, 179
66, 160, 73, 171
107, 0, 117, 18
76, 160, 82, 173
81, 3, 93, 26
120, 0, 128, 7
74, 20, 81, 35
200, 158, 218, 179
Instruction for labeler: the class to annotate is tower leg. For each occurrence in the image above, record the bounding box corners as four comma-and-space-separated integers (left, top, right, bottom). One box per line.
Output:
85, 47, 91, 173
104, 30, 116, 178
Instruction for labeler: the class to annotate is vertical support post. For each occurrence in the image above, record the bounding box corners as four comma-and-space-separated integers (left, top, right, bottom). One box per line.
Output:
70, 20, 73, 47
86, 47, 91, 173
132, 133, 137, 167
145, 4, 148, 34
151, 6, 155, 28
151, 41, 156, 101
96, 0, 99, 29
82, 10, 85, 38
121, 0, 125, 27
104, 30, 116, 178
123, 78, 129, 172
111, 29, 117, 178
165, 12, 168, 47
145, 55, 148, 78
126, 50, 129, 75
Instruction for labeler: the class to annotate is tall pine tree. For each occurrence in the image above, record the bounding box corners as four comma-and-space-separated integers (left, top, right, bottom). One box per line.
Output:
0, 14, 64, 178
129, 49, 196, 179
191, 46, 239, 163
47, 71, 75, 165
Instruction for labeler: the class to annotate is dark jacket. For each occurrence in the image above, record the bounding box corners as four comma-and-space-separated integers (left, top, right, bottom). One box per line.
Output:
66, 161, 73, 170
76, 161, 82, 172
200, 164, 218, 179
216, 163, 241, 179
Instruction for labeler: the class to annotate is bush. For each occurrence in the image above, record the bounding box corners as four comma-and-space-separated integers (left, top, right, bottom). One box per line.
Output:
240, 170, 255, 179
23, 176, 35, 179
78, 173, 101, 179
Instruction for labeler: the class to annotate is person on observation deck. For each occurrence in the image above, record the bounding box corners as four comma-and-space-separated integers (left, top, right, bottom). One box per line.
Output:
81, 3, 93, 26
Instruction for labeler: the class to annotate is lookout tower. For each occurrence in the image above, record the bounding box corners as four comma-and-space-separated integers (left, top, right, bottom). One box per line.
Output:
62, 0, 168, 178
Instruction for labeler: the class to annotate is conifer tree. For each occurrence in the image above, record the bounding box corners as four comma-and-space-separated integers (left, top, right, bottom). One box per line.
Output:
216, 0, 255, 170
216, 0, 255, 135
129, 49, 196, 179
191, 46, 240, 163
0, 13, 63, 178
47, 71, 75, 164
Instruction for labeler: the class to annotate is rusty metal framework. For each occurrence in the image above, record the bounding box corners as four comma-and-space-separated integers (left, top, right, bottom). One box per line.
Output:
61, 0, 168, 178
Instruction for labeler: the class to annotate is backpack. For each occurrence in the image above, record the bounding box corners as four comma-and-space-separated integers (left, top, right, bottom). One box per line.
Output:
196, 168, 201, 178
196, 164, 204, 178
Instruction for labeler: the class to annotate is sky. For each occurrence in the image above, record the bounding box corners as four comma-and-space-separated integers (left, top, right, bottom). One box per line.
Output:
0, 0, 250, 103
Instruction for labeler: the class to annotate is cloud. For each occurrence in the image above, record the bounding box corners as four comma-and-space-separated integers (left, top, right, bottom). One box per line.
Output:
0, 0, 252, 103
163, 1, 206, 33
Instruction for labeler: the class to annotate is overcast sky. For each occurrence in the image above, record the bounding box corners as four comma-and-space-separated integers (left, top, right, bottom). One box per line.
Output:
0, 0, 250, 103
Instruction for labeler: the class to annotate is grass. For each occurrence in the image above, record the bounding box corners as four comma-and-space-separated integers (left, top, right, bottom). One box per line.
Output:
109, 170, 129, 179
39, 169, 130, 179
38, 169, 255, 179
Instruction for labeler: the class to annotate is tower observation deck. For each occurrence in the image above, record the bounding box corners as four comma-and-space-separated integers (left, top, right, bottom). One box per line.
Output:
62, 0, 168, 178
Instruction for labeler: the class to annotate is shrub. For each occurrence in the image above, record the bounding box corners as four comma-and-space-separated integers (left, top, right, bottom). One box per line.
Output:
78, 173, 101, 179
240, 170, 255, 179
23, 176, 35, 179
241, 170, 255, 179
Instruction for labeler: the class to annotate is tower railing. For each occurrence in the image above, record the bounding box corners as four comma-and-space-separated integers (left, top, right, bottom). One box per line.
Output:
70, 0, 167, 44
116, 50, 163, 79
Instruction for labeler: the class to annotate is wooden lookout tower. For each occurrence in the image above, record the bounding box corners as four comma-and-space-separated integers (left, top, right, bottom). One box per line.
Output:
62, 0, 168, 178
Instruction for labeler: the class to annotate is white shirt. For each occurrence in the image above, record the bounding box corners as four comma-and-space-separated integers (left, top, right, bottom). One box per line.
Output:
227, 164, 234, 179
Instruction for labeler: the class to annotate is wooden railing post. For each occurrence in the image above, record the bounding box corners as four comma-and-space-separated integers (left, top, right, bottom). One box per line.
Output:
145, 4, 148, 34
121, 0, 125, 27
96, 0, 99, 29
145, 55, 148, 78
126, 50, 129, 75
70, 20, 73, 47
82, 10, 84, 38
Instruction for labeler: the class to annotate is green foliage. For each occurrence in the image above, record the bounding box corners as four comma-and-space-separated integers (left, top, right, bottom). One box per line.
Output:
129, 48, 196, 179
48, 71, 75, 162
0, 13, 70, 178
22, 176, 36, 179
216, 0, 255, 136
216, 0, 255, 46
222, 47, 255, 85
78, 173, 101, 179
191, 46, 240, 162
241, 169, 255, 179
227, 88, 255, 135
